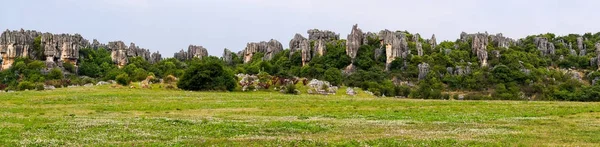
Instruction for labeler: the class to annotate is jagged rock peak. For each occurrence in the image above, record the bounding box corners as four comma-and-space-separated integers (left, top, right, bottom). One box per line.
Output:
290, 34, 307, 54
429, 34, 437, 49
187, 45, 209, 60
242, 39, 283, 63
379, 29, 409, 70
471, 33, 489, 67
222, 48, 233, 64
412, 33, 421, 42
307, 29, 339, 41
490, 33, 513, 49
108, 41, 128, 67
534, 37, 555, 56
346, 24, 364, 62
313, 39, 326, 57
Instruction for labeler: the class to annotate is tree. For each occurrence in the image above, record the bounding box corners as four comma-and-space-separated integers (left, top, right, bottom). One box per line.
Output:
323, 68, 343, 86
177, 58, 236, 91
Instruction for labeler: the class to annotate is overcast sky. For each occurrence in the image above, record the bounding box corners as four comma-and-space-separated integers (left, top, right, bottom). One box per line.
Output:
1, 0, 598, 57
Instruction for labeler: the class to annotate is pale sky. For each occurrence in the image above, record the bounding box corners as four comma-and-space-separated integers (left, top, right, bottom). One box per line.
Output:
1, 0, 598, 57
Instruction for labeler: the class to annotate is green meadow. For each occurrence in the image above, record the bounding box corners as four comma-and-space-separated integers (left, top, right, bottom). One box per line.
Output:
1, 85, 599, 146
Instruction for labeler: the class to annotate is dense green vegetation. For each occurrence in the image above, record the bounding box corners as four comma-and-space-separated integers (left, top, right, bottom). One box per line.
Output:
2, 32, 600, 101
0, 86, 598, 146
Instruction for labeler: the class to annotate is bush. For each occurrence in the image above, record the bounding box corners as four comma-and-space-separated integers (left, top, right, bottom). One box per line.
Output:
116, 74, 131, 86
63, 62, 76, 73
17, 81, 36, 91
283, 84, 298, 95
47, 68, 63, 80
177, 60, 236, 91
35, 83, 45, 91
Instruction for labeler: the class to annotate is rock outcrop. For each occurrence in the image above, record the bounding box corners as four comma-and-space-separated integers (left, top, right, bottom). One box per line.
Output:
41, 33, 89, 69
363, 32, 378, 45
108, 41, 129, 67
418, 63, 430, 80
313, 39, 326, 57
429, 34, 437, 50
416, 41, 423, 56
222, 48, 233, 64
307, 29, 339, 41
412, 33, 421, 42
290, 34, 307, 54
596, 43, 600, 69
490, 33, 513, 49
471, 33, 489, 67
241, 39, 283, 63
0, 29, 42, 70
0, 29, 93, 70
174, 45, 208, 61
2, 29, 161, 71
379, 30, 409, 70
534, 37, 555, 56
346, 24, 363, 63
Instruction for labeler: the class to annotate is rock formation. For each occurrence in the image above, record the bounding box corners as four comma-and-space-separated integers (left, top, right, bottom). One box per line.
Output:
363, 32, 378, 45
346, 24, 363, 63
596, 43, 600, 69
416, 41, 423, 56
300, 39, 311, 66
534, 37, 555, 56
108, 41, 129, 67
577, 37, 585, 52
1, 29, 161, 71
429, 34, 437, 49
491, 50, 501, 58
174, 45, 208, 61
0, 29, 41, 70
188, 45, 209, 60
241, 39, 283, 63
222, 48, 233, 64
290, 34, 307, 54
379, 30, 409, 70
307, 29, 339, 41
418, 63, 430, 80
313, 39, 326, 57
490, 33, 513, 49
412, 33, 420, 42
41, 33, 89, 69
471, 33, 489, 67
265, 39, 283, 61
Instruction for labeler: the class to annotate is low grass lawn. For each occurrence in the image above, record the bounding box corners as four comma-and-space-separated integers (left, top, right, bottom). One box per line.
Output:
0, 85, 599, 146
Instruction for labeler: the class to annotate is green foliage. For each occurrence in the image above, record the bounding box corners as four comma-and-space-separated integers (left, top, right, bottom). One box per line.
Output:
78, 48, 114, 78
17, 81, 36, 91
63, 62, 76, 73
177, 57, 236, 91
283, 83, 298, 95
47, 68, 63, 80
323, 68, 343, 86
116, 73, 130, 86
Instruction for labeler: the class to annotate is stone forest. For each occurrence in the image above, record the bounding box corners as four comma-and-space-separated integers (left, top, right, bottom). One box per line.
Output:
2, 24, 600, 101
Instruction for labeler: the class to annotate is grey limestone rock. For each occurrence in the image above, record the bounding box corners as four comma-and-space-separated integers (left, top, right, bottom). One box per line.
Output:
418, 63, 430, 80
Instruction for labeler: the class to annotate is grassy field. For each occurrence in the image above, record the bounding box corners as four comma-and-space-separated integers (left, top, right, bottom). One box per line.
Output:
1, 85, 599, 146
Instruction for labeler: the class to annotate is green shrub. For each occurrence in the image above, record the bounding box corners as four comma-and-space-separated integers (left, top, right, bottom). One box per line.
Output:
283, 84, 298, 95
35, 83, 45, 91
116, 74, 131, 86
47, 68, 63, 80
177, 59, 236, 91
17, 81, 36, 91
63, 62, 76, 73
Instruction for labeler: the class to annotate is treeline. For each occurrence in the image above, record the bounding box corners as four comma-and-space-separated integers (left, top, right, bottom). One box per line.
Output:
2, 31, 600, 102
